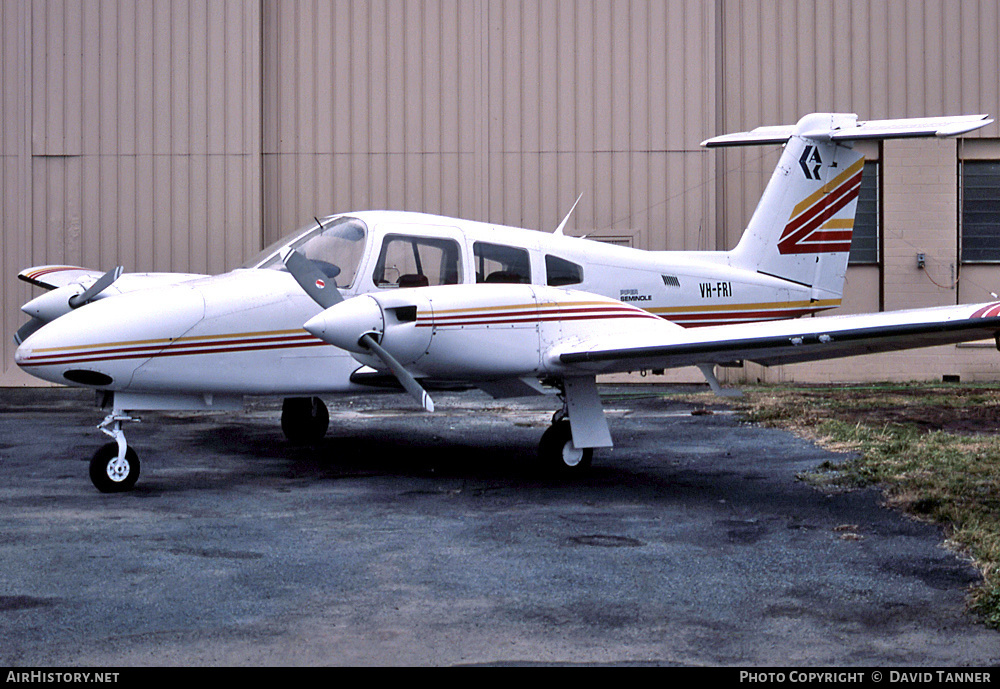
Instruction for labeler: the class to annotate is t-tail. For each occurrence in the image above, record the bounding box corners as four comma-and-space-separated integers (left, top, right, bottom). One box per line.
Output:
704, 113, 993, 302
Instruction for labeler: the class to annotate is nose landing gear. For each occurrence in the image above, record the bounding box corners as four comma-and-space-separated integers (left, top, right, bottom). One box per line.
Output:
91, 412, 140, 492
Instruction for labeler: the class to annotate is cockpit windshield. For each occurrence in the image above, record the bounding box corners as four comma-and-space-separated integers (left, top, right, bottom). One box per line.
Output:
241, 216, 369, 289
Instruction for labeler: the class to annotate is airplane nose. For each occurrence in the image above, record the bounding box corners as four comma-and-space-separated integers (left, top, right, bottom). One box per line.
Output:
303, 295, 384, 354
14, 284, 205, 390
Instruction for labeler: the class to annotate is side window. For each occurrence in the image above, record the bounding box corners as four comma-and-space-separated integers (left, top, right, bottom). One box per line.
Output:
373, 235, 462, 288
474, 242, 531, 283
545, 254, 584, 286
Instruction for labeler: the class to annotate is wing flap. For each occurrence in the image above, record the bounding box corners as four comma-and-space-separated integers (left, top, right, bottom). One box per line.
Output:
554, 302, 1000, 374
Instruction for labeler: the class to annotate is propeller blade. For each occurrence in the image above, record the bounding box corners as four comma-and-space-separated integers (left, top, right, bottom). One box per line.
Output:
68, 266, 123, 309
359, 333, 434, 413
13, 317, 46, 346
281, 248, 344, 309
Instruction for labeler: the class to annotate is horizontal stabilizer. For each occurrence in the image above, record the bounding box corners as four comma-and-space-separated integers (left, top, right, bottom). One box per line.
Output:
702, 113, 993, 147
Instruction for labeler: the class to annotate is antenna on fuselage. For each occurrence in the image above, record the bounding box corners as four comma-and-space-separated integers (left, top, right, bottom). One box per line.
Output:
554, 194, 583, 236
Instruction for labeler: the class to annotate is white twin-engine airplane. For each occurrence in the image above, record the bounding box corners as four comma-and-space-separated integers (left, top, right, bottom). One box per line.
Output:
13, 112, 1000, 493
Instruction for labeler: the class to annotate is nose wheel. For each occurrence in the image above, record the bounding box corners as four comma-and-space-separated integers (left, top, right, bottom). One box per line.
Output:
90, 412, 140, 492
90, 442, 140, 493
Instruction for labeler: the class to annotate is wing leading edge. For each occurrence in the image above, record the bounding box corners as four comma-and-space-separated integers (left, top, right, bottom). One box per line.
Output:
553, 302, 1000, 374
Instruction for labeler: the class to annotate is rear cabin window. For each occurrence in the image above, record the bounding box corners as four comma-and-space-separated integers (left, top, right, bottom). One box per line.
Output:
474, 242, 531, 284
373, 234, 462, 288
545, 255, 583, 286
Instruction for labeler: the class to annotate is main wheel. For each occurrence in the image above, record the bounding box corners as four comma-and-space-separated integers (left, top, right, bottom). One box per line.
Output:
90, 442, 140, 493
281, 397, 330, 445
538, 420, 593, 474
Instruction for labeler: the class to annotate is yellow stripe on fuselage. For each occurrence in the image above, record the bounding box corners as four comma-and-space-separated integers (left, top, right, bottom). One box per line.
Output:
29, 328, 310, 354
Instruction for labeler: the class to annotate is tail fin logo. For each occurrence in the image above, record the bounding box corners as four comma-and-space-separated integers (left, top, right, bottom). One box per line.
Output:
777, 159, 864, 255
799, 145, 823, 180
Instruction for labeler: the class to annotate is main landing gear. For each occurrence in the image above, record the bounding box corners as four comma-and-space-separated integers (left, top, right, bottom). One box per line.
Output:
539, 414, 593, 474
280, 397, 330, 445
537, 376, 610, 475
90, 412, 140, 493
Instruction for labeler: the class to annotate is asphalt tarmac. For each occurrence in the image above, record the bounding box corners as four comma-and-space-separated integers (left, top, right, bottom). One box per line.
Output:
1, 386, 997, 667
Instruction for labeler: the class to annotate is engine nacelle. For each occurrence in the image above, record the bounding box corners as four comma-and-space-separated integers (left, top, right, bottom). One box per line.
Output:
303, 283, 674, 380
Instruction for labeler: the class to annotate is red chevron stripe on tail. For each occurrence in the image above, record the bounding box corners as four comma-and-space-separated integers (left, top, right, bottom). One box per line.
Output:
777, 167, 863, 255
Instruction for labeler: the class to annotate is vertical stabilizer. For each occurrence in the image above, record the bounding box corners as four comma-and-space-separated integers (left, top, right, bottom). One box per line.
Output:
728, 113, 864, 300
703, 112, 993, 301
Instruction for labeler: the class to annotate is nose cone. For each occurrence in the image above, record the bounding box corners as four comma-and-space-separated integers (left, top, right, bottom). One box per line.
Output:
15, 284, 205, 390
303, 295, 384, 353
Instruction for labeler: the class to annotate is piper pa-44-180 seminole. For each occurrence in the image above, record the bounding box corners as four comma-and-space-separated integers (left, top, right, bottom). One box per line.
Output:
13, 112, 1000, 493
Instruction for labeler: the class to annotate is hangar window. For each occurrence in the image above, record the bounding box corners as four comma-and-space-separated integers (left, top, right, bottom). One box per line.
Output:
474, 242, 531, 283
545, 255, 583, 286
373, 234, 462, 288
848, 161, 880, 265
961, 160, 1000, 262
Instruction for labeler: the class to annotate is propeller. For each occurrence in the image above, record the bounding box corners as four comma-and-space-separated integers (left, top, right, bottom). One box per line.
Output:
280, 248, 344, 309
68, 266, 124, 309
357, 333, 434, 413
282, 248, 435, 412
14, 266, 124, 345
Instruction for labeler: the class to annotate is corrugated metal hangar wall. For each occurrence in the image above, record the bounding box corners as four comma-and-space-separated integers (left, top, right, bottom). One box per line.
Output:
3, 1, 1000, 384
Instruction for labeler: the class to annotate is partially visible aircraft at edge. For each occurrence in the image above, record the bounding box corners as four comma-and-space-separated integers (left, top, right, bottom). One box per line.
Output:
12, 112, 1000, 493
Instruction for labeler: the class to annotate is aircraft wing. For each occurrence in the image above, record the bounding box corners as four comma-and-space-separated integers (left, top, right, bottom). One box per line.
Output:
18, 265, 108, 290
552, 302, 1000, 374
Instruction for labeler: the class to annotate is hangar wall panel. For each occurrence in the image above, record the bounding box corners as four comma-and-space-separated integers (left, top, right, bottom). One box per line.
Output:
27, 0, 261, 274
3, 0, 262, 383
260, 0, 717, 253
2, 0, 31, 384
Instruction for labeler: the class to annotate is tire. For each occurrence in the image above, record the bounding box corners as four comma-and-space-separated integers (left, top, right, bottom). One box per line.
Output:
90, 442, 140, 493
538, 420, 593, 474
281, 397, 330, 445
